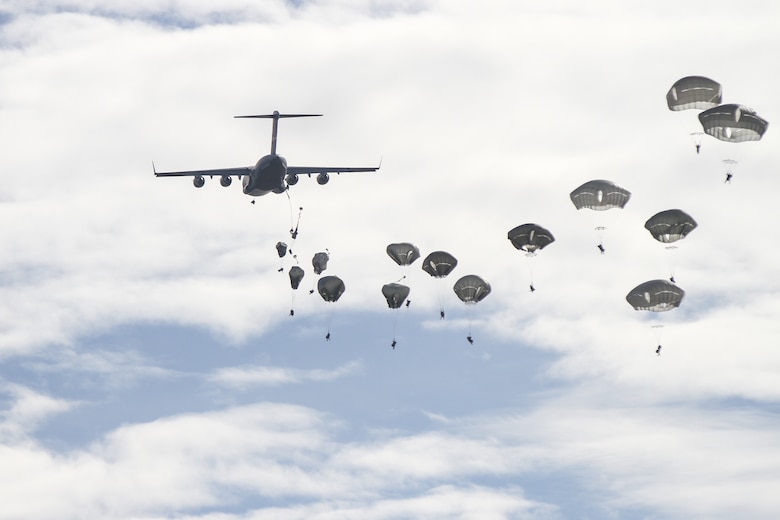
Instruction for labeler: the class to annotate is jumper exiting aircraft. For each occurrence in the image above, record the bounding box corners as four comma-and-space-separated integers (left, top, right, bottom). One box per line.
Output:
153, 111, 380, 197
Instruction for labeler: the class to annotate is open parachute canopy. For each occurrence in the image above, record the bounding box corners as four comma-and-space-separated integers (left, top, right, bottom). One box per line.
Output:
508, 223, 555, 254
386, 242, 421, 266
453, 275, 491, 304
698, 104, 768, 143
570, 180, 631, 211
422, 251, 458, 278
382, 282, 410, 309
312, 251, 330, 275
626, 279, 685, 312
666, 76, 722, 111
276, 241, 288, 258
645, 209, 698, 243
288, 265, 304, 289
318, 275, 345, 303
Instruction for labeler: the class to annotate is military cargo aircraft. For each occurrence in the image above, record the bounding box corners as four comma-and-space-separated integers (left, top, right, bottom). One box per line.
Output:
154, 111, 380, 197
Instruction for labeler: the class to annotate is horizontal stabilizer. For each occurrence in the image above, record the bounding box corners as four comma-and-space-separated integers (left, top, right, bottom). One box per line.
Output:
234, 113, 322, 119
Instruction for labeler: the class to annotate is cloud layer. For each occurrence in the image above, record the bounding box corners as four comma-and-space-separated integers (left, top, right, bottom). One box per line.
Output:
1, 1, 780, 518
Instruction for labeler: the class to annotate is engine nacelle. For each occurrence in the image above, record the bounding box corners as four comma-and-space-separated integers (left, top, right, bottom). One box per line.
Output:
220, 175, 232, 187
193, 175, 205, 188
316, 172, 330, 185
286, 173, 299, 186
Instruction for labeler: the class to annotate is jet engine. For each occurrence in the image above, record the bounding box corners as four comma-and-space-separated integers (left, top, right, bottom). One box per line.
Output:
220, 175, 232, 187
193, 175, 205, 188
286, 173, 299, 186
317, 172, 330, 185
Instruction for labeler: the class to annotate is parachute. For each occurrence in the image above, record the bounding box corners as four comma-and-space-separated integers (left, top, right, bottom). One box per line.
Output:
508, 223, 554, 291
312, 251, 330, 275
386, 243, 421, 266
289, 265, 305, 289
570, 180, 630, 253
453, 275, 491, 345
644, 209, 697, 244
698, 104, 768, 143
382, 282, 411, 309
722, 158, 738, 183
318, 275, 345, 303
421, 251, 458, 278
507, 223, 555, 254
644, 210, 697, 282
689, 131, 705, 154
453, 275, 492, 304
666, 76, 722, 111
276, 241, 288, 258
287, 265, 305, 316
570, 180, 631, 210
627, 280, 685, 354
382, 282, 411, 349
317, 275, 345, 341
421, 250, 458, 319
626, 280, 685, 312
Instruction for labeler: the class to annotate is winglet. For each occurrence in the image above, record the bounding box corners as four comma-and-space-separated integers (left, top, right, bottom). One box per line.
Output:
152, 161, 157, 176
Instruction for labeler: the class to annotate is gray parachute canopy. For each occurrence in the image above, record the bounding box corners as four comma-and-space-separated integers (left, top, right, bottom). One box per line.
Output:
289, 265, 304, 289
698, 104, 769, 143
453, 275, 491, 304
508, 223, 555, 254
666, 76, 722, 111
382, 282, 411, 309
626, 280, 685, 312
386, 242, 421, 266
312, 252, 330, 275
644, 209, 698, 243
422, 251, 458, 278
276, 242, 288, 258
318, 275, 345, 303
570, 180, 631, 210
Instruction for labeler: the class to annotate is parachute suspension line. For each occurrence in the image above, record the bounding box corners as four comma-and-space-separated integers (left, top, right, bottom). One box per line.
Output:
525, 252, 537, 291
466, 303, 476, 345
282, 192, 303, 273
325, 309, 334, 342
722, 158, 738, 184
652, 324, 664, 342
437, 282, 447, 319
651, 324, 664, 355
290, 205, 303, 240
690, 132, 704, 154
289, 208, 302, 269
595, 226, 607, 254
320, 303, 334, 341
290, 290, 296, 317
665, 245, 679, 283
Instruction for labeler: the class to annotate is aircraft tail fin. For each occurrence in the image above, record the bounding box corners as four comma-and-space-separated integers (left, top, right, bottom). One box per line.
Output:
234, 111, 323, 155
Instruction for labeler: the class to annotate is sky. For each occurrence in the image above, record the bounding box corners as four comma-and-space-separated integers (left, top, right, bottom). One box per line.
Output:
1, 1, 779, 518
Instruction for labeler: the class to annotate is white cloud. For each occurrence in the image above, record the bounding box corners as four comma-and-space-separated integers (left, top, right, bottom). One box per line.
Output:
0, 384, 78, 441
208, 360, 362, 388
3, 388, 780, 519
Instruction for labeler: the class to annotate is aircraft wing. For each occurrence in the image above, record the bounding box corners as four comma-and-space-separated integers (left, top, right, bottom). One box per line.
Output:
153, 164, 253, 177
286, 164, 380, 175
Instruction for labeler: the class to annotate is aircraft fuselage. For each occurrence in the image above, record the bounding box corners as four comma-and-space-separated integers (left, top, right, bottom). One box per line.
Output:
243, 154, 288, 196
